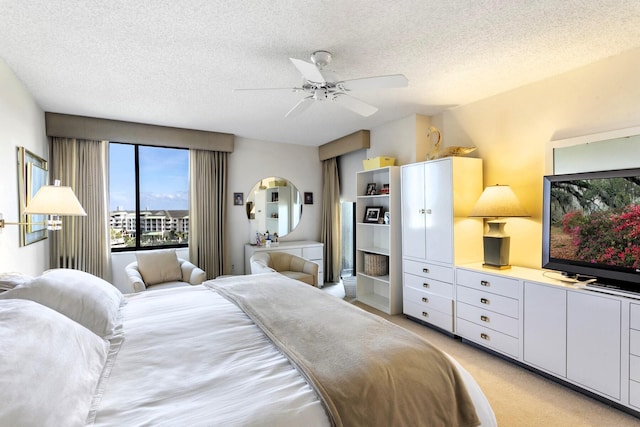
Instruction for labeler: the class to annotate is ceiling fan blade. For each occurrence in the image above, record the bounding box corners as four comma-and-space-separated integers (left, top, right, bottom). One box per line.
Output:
233, 87, 302, 92
285, 96, 315, 118
289, 58, 325, 83
332, 93, 378, 117
339, 74, 408, 91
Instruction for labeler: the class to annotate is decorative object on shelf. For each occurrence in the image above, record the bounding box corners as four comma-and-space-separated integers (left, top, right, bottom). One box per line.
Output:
426, 125, 477, 160
380, 184, 390, 194
363, 206, 382, 223
366, 183, 377, 195
364, 253, 388, 276
469, 184, 530, 269
234, 192, 243, 206
384, 212, 390, 224
363, 156, 396, 170
304, 192, 313, 204
271, 192, 279, 202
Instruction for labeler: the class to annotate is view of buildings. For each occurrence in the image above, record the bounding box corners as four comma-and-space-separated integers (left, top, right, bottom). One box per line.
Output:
110, 208, 189, 248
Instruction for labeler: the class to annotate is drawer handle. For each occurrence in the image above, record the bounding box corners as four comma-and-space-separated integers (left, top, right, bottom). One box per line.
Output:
480, 333, 490, 341
480, 298, 490, 305
422, 297, 429, 303
422, 268, 430, 273
423, 283, 430, 289
481, 280, 490, 287
480, 315, 489, 322
422, 311, 429, 318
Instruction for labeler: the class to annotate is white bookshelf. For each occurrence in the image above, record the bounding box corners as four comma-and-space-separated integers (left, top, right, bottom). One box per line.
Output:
355, 166, 402, 314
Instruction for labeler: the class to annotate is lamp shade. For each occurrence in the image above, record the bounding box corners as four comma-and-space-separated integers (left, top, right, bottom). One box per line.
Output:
23, 185, 87, 216
469, 184, 529, 218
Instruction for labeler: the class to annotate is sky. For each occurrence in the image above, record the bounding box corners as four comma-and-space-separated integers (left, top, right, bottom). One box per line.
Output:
109, 143, 189, 211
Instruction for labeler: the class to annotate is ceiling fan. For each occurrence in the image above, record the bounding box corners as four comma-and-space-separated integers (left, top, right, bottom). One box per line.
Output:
234, 50, 408, 118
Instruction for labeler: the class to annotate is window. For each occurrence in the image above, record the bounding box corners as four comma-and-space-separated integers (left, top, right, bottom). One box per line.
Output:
109, 143, 189, 251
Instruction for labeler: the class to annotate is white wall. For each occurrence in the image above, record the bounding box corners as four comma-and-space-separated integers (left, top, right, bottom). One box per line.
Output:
226, 137, 322, 275
437, 47, 640, 269
368, 113, 431, 166
0, 59, 49, 275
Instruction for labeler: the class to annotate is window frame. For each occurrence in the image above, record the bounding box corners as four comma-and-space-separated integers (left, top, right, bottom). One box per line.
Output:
110, 142, 189, 252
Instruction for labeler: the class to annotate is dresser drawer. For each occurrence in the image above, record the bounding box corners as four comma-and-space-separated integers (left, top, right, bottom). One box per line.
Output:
404, 300, 453, 332
404, 286, 453, 315
404, 273, 453, 298
631, 380, 640, 409
631, 354, 640, 382
302, 246, 323, 261
456, 268, 519, 299
457, 318, 519, 358
457, 285, 519, 318
403, 259, 453, 283
631, 303, 640, 331
631, 329, 640, 356
456, 301, 519, 337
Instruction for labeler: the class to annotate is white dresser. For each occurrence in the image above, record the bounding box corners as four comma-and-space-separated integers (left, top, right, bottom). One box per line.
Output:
244, 240, 324, 285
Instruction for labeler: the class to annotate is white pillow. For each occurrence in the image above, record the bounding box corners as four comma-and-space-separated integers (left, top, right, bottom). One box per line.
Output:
0, 268, 124, 338
136, 249, 182, 285
0, 299, 108, 426
0, 272, 33, 291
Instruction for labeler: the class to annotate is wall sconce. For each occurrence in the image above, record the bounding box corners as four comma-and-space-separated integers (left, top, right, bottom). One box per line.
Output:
0, 180, 87, 231
469, 184, 529, 269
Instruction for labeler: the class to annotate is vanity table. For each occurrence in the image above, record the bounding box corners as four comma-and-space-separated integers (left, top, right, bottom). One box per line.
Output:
244, 241, 324, 285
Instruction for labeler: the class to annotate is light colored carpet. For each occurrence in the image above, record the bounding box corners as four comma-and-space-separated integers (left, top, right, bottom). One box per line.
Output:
353, 301, 640, 427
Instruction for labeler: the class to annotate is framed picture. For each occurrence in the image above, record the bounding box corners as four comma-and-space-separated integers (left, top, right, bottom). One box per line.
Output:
18, 147, 48, 246
366, 183, 377, 195
364, 206, 382, 223
233, 192, 243, 206
304, 192, 313, 204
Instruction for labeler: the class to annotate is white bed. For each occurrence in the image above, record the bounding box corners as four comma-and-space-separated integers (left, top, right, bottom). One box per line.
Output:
0, 269, 496, 426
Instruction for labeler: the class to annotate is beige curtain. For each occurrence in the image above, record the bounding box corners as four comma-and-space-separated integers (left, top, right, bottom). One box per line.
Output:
189, 150, 228, 279
48, 137, 111, 281
321, 157, 341, 283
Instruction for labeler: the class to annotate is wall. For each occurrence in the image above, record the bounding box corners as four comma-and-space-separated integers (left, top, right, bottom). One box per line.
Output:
437, 47, 640, 269
227, 137, 322, 275
368, 114, 431, 166
0, 59, 49, 275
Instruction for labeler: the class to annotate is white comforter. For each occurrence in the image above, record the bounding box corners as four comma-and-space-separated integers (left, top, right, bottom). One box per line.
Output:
93, 285, 328, 426
92, 283, 495, 426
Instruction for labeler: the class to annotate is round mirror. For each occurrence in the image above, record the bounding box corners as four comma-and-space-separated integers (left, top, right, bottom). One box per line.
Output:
246, 177, 302, 239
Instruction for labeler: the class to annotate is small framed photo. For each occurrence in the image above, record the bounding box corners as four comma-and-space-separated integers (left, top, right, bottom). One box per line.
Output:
364, 206, 382, 223
233, 192, 243, 206
366, 183, 377, 195
304, 192, 313, 204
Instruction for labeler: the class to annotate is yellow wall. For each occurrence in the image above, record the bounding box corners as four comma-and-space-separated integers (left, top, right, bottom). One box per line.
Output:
437, 47, 640, 268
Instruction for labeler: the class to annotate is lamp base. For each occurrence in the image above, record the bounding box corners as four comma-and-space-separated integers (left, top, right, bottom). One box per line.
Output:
482, 220, 511, 269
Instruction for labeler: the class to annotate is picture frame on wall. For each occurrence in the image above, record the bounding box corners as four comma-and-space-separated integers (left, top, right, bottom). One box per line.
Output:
18, 147, 48, 246
363, 206, 382, 223
304, 192, 313, 204
233, 192, 243, 206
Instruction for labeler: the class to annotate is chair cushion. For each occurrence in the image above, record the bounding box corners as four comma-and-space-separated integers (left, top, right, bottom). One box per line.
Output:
281, 271, 315, 286
147, 281, 191, 291
136, 249, 182, 286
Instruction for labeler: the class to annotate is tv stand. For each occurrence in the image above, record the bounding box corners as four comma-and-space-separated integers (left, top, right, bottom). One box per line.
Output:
455, 263, 640, 415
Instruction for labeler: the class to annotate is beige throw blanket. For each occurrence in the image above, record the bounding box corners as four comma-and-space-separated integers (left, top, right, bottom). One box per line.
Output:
207, 274, 480, 427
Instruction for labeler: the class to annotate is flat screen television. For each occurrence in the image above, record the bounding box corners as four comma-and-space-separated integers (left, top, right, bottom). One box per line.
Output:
542, 168, 640, 293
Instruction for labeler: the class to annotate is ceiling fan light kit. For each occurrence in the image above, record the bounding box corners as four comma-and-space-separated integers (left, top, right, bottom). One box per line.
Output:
236, 50, 408, 118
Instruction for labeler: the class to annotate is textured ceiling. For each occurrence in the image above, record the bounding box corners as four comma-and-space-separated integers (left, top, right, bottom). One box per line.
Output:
2, 1, 640, 146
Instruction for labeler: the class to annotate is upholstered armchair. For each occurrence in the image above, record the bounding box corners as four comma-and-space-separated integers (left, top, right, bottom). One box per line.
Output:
125, 249, 206, 292
250, 251, 319, 287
